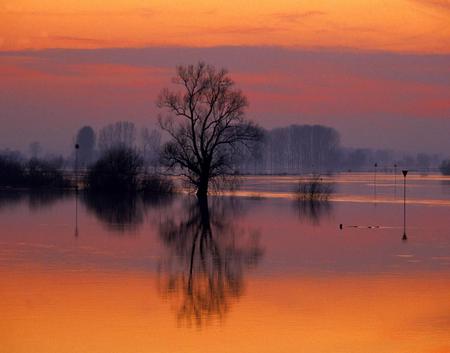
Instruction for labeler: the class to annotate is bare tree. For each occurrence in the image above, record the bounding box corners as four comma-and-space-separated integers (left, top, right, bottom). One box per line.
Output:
28, 141, 42, 159
157, 62, 262, 198
140, 127, 161, 172
98, 121, 136, 153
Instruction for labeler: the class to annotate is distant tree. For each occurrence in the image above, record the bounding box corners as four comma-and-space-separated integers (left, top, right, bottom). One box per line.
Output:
416, 153, 431, 171
98, 121, 136, 153
75, 126, 96, 167
345, 148, 372, 171
440, 159, 450, 175
140, 127, 161, 172
157, 62, 262, 198
28, 141, 42, 159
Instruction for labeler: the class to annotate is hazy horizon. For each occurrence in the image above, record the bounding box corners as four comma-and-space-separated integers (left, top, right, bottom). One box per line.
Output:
1, 46, 449, 156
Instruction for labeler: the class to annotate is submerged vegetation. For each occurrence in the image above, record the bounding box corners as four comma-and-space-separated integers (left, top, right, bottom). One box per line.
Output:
294, 175, 334, 225
295, 175, 334, 201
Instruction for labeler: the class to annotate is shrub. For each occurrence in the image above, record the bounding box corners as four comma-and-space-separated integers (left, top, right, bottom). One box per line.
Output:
439, 159, 450, 176
25, 158, 69, 189
0, 155, 24, 187
85, 147, 143, 193
0, 156, 68, 189
295, 175, 334, 201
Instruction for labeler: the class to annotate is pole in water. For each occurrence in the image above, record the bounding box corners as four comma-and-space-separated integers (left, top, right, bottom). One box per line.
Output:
394, 163, 397, 196
74, 143, 80, 237
75, 193, 79, 237
374, 162, 378, 201
402, 169, 408, 241
74, 143, 79, 192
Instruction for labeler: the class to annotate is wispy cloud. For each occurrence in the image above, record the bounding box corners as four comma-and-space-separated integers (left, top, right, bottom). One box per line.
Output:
192, 25, 287, 36
1, 7, 156, 18
272, 11, 326, 23
410, 0, 450, 11
48, 36, 110, 45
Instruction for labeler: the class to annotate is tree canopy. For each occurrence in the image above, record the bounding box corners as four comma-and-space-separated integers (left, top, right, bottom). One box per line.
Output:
157, 62, 262, 198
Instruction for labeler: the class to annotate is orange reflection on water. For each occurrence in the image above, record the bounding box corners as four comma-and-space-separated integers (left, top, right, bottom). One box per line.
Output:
1, 268, 449, 353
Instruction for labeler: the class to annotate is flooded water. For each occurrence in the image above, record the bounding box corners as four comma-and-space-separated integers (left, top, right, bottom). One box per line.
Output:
1, 173, 449, 353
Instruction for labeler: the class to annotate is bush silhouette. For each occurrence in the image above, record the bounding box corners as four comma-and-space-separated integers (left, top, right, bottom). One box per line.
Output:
0, 156, 24, 187
440, 159, 450, 175
25, 158, 69, 188
296, 175, 334, 201
0, 155, 68, 189
85, 147, 143, 193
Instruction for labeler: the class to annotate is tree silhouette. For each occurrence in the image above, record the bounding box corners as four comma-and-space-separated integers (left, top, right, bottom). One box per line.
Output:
157, 62, 262, 198
28, 141, 42, 159
98, 121, 136, 153
75, 126, 96, 167
85, 147, 143, 193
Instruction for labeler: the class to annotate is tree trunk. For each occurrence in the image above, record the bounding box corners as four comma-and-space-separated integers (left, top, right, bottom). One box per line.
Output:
196, 171, 209, 199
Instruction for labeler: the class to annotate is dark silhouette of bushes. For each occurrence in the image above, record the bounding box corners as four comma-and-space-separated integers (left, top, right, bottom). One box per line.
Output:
85, 147, 174, 194
440, 159, 450, 175
0, 156, 24, 187
25, 158, 70, 188
0, 155, 69, 189
85, 147, 143, 193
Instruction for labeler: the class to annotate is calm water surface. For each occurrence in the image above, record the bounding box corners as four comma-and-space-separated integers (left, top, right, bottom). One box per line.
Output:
1, 173, 449, 353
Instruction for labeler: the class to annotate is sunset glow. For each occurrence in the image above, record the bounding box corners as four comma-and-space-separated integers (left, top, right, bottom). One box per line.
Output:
2, 0, 450, 53
1, 2, 450, 352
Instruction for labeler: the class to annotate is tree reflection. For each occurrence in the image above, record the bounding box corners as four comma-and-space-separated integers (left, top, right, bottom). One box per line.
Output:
81, 192, 172, 233
294, 199, 333, 225
0, 190, 71, 212
158, 197, 262, 327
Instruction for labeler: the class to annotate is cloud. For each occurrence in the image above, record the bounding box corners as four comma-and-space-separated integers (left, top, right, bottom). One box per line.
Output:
47, 36, 110, 45
191, 25, 287, 36
1, 8, 156, 18
272, 11, 327, 23
410, 0, 450, 11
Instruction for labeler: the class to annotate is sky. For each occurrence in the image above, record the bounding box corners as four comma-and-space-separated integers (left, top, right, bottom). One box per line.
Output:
0, 0, 449, 155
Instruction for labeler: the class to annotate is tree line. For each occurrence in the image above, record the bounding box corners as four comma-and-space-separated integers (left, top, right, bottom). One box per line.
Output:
1, 62, 449, 198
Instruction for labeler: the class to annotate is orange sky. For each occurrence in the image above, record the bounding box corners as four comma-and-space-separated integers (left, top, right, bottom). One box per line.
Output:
1, 0, 450, 53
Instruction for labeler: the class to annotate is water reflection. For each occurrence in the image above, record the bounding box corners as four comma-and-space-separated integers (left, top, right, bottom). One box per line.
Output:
158, 197, 263, 327
0, 190, 71, 211
81, 192, 173, 233
294, 199, 333, 225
